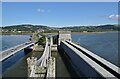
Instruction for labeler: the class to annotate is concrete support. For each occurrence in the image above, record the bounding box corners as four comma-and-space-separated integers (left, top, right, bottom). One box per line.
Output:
27, 57, 37, 77
27, 57, 56, 78
51, 45, 57, 51
27, 37, 56, 78
46, 57, 56, 78
27, 57, 47, 77
50, 36, 53, 45
35, 66, 46, 77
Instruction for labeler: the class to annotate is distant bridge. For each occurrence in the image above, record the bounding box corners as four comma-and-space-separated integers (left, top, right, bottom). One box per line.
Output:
0, 41, 35, 62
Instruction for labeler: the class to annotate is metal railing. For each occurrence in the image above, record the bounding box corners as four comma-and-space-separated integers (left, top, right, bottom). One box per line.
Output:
37, 37, 48, 66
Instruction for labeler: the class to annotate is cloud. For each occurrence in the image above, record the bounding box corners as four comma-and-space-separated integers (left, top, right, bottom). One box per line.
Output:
37, 9, 45, 12
108, 14, 120, 20
37, 8, 51, 13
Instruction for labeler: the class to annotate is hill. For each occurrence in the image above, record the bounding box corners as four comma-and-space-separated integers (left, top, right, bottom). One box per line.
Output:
61, 24, 119, 32
0, 24, 119, 34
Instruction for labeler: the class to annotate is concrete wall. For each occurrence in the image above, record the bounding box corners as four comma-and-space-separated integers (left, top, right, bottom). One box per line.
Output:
60, 42, 102, 77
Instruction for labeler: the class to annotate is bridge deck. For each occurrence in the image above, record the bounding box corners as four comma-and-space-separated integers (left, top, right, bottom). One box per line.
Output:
66, 41, 120, 75
0, 42, 34, 61
61, 41, 120, 78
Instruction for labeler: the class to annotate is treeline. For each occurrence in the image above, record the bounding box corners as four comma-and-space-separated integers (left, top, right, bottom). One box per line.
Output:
61, 24, 119, 32
2, 24, 49, 32
1, 24, 119, 34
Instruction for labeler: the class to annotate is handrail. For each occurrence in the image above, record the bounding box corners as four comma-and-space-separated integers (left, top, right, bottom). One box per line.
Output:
29, 36, 54, 78
37, 37, 48, 66
29, 37, 48, 77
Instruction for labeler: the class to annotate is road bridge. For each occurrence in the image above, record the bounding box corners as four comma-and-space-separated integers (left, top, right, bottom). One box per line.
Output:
0, 42, 35, 62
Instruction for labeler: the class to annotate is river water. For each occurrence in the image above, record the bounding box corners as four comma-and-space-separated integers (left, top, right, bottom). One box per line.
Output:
1, 35, 43, 77
2, 35, 30, 51
1, 32, 119, 77
72, 32, 118, 66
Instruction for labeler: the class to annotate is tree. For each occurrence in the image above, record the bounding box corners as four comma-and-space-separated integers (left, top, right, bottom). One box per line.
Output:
38, 35, 46, 46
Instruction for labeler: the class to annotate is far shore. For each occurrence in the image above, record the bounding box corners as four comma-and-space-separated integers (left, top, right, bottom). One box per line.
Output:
0, 31, 119, 35
0, 33, 32, 35
44, 31, 118, 35
72, 31, 118, 34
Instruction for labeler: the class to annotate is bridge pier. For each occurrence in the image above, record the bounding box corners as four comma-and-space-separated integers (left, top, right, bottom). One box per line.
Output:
50, 36, 53, 46
27, 57, 55, 78
27, 37, 56, 78
46, 57, 56, 78
27, 57, 47, 77
27, 57, 37, 77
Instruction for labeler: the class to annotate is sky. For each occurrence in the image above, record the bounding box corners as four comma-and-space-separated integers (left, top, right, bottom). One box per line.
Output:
2, 0, 120, 2
2, 2, 119, 27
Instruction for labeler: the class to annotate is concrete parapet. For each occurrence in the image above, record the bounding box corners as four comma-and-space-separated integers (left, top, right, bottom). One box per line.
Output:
27, 57, 56, 78
60, 41, 119, 78
27, 57, 47, 77
51, 45, 57, 51
35, 66, 46, 77
27, 57, 37, 77
46, 57, 56, 78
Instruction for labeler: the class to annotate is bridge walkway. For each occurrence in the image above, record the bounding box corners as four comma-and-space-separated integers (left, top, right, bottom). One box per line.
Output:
27, 37, 55, 78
